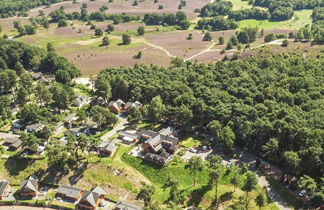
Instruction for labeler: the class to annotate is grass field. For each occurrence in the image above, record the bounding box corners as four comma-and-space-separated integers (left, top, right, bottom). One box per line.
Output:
238, 10, 312, 30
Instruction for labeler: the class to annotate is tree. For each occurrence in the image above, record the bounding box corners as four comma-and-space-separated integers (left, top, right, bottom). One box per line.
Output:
132, 0, 138, 6
284, 151, 301, 175
186, 33, 193, 40
262, 138, 279, 162
95, 77, 111, 103
163, 177, 182, 204
47, 43, 55, 52
218, 126, 235, 148
255, 191, 267, 209
188, 156, 204, 186
230, 172, 240, 192
52, 84, 73, 111
58, 19, 68, 27
95, 28, 103, 37
218, 36, 225, 44
209, 163, 224, 203
102, 36, 110, 46
281, 39, 289, 47
21, 133, 41, 153
122, 34, 131, 45
0, 25, 2, 34
298, 175, 317, 194
107, 24, 115, 33
243, 171, 258, 193
35, 83, 51, 105
147, 95, 165, 123
137, 26, 145, 36
226, 41, 233, 50
16, 87, 29, 106
92, 105, 118, 128
128, 108, 142, 125
264, 33, 276, 43
203, 32, 212, 41
137, 182, 155, 206
18, 103, 39, 124
208, 120, 222, 139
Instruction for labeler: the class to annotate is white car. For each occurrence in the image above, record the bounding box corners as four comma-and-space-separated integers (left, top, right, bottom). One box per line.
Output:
189, 148, 197, 153
298, 189, 306, 197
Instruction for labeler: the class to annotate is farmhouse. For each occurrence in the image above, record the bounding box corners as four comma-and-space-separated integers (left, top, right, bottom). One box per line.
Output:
19, 177, 38, 197
98, 141, 116, 156
118, 131, 139, 145
0, 180, 10, 200
25, 123, 44, 133
115, 201, 142, 210
57, 185, 83, 202
78, 186, 107, 210
3, 137, 22, 150
124, 101, 142, 114
108, 99, 125, 114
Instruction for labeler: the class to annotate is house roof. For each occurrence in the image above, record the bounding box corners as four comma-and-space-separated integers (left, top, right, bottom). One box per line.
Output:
98, 141, 115, 152
108, 101, 119, 110
119, 131, 138, 139
11, 139, 22, 149
0, 180, 9, 196
91, 186, 107, 196
73, 96, 90, 106
137, 129, 158, 139
79, 190, 99, 207
146, 135, 163, 153
116, 201, 142, 210
116, 99, 125, 107
26, 123, 44, 130
4, 137, 19, 144
57, 185, 82, 199
159, 127, 173, 136
64, 113, 77, 122
20, 177, 38, 193
125, 101, 142, 110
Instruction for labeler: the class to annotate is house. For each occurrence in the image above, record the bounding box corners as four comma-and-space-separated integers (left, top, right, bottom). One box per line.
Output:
108, 99, 125, 114
55, 122, 64, 133
3, 137, 22, 150
30, 72, 44, 80
19, 177, 38, 197
90, 97, 105, 106
124, 101, 142, 114
57, 185, 83, 202
78, 186, 107, 210
25, 123, 44, 133
142, 135, 163, 154
98, 141, 116, 156
115, 201, 142, 210
118, 131, 139, 145
0, 180, 10, 200
73, 96, 90, 108
64, 113, 78, 128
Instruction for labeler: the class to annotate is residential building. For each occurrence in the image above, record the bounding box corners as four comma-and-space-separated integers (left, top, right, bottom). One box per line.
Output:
64, 113, 78, 128
57, 185, 83, 202
19, 177, 38, 197
118, 131, 139, 145
98, 141, 116, 156
115, 201, 142, 210
73, 96, 90, 108
0, 180, 10, 200
25, 123, 44, 133
108, 99, 125, 114
78, 186, 107, 210
124, 101, 142, 114
3, 137, 22, 150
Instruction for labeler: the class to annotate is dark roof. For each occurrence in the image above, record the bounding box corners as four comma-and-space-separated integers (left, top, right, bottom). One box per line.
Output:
0, 180, 9, 196
146, 135, 163, 153
163, 136, 179, 151
137, 129, 158, 138
116, 201, 142, 210
57, 185, 82, 199
20, 177, 38, 193
79, 191, 99, 207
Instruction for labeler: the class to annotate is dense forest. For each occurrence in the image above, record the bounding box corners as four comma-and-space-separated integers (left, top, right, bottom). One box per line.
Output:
0, 0, 69, 18
96, 53, 324, 182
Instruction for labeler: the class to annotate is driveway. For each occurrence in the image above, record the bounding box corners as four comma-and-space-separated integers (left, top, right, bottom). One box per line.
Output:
182, 149, 212, 162
100, 114, 128, 141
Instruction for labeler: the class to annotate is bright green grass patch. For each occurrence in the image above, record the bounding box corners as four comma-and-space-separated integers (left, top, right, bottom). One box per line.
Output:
238, 10, 312, 30
179, 136, 203, 148
229, 0, 254, 10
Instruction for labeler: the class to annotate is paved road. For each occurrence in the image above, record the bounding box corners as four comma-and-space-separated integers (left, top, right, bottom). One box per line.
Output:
212, 147, 292, 210
100, 114, 128, 141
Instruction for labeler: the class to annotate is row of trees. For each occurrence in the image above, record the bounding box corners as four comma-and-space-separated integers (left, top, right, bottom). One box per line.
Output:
228, 8, 269, 21
96, 53, 324, 181
196, 17, 238, 31
143, 12, 190, 29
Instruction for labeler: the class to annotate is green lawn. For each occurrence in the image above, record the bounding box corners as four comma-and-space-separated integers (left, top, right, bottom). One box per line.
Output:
238, 10, 312, 30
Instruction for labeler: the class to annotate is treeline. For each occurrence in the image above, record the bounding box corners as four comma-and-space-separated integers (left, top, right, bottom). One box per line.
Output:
0, 38, 80, 88
199, 1, 233, 17
95, 53, 324, 181
143, 12, 190, 29
49, 7, 140, 24
228, 8, 269, 21
196, 17, 238, 31
0, 0, 69, 18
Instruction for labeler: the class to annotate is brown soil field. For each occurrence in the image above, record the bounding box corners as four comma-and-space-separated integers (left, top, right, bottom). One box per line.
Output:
146, 30, 211, 59
28, 0, 210, 20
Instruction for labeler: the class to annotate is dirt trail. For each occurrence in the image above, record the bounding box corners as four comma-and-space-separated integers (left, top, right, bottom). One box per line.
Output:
185, 41, 217, 61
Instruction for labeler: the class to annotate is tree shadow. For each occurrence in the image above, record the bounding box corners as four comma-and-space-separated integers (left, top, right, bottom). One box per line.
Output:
4, 156, 35, 176
42, 164, 69, 184
187, 184, 212, 207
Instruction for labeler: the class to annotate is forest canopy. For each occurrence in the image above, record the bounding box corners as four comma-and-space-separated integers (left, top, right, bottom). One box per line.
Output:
96, 53, 324, 179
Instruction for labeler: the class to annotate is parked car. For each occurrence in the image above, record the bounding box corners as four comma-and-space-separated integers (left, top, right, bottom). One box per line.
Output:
189, 148, 197, 153
298, 189, 306, 197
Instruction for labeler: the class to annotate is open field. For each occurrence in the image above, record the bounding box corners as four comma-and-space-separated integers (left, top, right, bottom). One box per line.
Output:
238, 10, 313, 30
